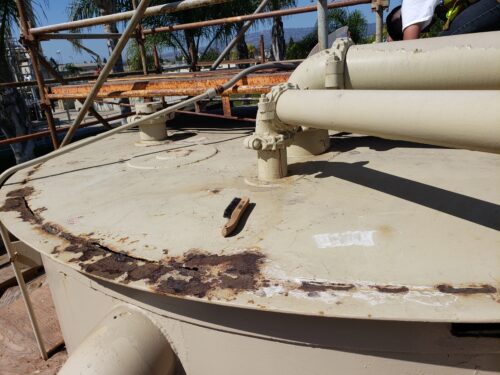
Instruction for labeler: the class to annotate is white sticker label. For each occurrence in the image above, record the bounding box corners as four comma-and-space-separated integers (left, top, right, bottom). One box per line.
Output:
313, 231, 376, 249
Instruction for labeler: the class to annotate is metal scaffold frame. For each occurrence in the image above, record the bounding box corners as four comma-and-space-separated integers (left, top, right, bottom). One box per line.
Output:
2, 0, 385, 149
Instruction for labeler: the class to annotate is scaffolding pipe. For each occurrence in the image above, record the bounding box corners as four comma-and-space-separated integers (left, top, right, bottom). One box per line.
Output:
36, 52, 112, 129
36, 0, 370, 41
15, 0, 59, 149
0, 222, 48, 360
29, 0, 234, 35
371, 0, 386, 43
39, 33, 122, 40
275, 90, 500, 154
0, 70, 168, 89
317, 0, 328, 50
374, 6, 383, 42
210, 0, 270, 70
143, 0, 371, 36
0, 113, 133, 147
132, 0, 149, 76
61, 0, 152, 147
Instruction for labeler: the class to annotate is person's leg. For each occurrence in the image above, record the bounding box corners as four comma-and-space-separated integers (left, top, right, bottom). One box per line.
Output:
440, 0, 500, 36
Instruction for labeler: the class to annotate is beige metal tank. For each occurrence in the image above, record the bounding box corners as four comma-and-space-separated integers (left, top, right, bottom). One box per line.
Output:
0, 32, 499, 374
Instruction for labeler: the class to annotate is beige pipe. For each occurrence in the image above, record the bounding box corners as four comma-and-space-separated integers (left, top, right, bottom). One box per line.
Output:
288, 31, 500, 90
59, 306, 175, 375
288, 48, 331, 89
275, 90, 500, 154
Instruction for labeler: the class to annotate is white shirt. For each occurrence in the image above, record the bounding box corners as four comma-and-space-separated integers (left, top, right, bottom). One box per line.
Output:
402, 0, 440, 31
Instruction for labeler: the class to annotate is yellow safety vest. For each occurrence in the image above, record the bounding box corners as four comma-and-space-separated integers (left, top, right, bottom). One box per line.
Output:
440, 0, 477, 30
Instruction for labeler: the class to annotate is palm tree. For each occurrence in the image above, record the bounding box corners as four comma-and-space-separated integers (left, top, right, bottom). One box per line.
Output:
203, 0, 297, 64
210, 2, 259, 67
284, 8, 369, 59
67, 0, 129, 72
267, 0, 296, 61
328, 8, 368, 44
137, 1, 298, 70
143, 2, 234, 71
67, 0, 133, 120
0, 0, 37, 163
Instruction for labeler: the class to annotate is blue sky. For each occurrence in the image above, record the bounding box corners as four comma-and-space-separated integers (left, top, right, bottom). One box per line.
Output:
37, 0, 400, 63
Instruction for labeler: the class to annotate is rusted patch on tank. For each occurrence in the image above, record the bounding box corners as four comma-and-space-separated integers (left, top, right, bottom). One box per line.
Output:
155, 250, 265, 298
0, 187, 42, 224
83, 253, 138, 279
437, 284, 497, 295
50, 223, 265, 297
1, 189, 267, 298
20, 164, 43, 184
372, 285, 409, 294
127, 262, 171, 283
299, 281, 355, 295
159, 276, 210, 298
41, 222, 61, 235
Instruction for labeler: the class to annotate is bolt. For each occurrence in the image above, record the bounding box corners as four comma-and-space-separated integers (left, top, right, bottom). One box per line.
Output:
252, 138, 263, 150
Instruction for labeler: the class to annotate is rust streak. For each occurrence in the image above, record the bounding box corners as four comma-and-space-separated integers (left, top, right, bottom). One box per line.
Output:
299, 281, 355, 295
372, 285, 409, 294
437, 284, 497, 295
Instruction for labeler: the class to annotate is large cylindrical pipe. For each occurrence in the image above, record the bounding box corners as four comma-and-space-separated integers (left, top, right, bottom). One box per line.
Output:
288, 31, 500, 90
59, 306, 175, 375
346, 31, 500, 89
275, 90, 500, 154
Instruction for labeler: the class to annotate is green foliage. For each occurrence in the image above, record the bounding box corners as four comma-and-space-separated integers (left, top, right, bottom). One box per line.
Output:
247, 43, 256, 58
284, 32, 316, 59
0, 0, 45, 81
139, 0, 297, 69
67, 0, 130, 21
200, 48, 220, 62
64, 62, 82, 76
421, 18, 444, 38
285, 7, 370, 58
365, 25, 388, 43
126, 39, 155, 71
66, 0, 300, 70
328, 8, 368, 44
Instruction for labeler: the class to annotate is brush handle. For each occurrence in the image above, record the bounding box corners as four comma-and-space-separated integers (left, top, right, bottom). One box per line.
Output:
221, 197, 250, 237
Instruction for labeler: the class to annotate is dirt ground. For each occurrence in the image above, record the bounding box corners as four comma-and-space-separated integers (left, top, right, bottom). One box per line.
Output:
0, 273, 67, 375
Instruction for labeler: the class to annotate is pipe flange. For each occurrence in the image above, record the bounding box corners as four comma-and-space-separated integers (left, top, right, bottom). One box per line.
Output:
325, 38, 353, 89
265, 83, 299, 132
244, 132, 294, 151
